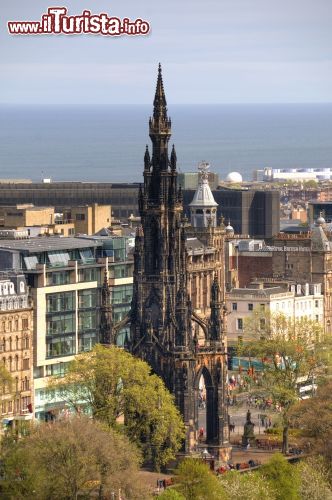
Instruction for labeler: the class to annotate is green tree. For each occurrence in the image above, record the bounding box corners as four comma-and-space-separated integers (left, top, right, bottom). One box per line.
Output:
220, 471, 275, 500
290, 381, 332, 461
240, 312, 325, 453
50, 345, 185, 470
158, 489, 185, 500
172, 458, 226, 500
0, 363, 12, 395
260, 453, 300, 500
296, 457, 332, 500
1, 417, 147, 500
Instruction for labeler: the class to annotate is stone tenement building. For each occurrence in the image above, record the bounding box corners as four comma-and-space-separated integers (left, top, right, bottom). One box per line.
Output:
107, 65, 230, 458
271, 217, 332, 336
0, 273, 33, 431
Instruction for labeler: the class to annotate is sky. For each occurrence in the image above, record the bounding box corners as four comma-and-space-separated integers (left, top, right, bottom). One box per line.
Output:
1, 0, 332, 104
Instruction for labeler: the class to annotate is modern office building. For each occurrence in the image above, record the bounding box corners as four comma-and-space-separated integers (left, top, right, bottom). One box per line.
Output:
0, 234, 135, 419
0, 182, 137, 220
0, 182, 279, 236
183, 188, 280, 238
178, 171, 219, 190
0, 237, 104, 420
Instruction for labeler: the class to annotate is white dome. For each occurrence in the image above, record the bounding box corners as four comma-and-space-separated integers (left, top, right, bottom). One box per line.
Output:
317, 216, 326, 226
225, 171, 243, 183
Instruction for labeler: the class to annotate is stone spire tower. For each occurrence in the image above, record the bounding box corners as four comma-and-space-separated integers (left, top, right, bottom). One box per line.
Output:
130, 65, 230, 459
131, 64, 189, 364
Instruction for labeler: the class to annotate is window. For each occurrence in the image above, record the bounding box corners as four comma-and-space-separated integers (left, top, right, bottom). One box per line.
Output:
260, 318, 266, 329
46, 314, 75, 336
75, 213, 85, 221
21, 377, 29, 391
237, 318, 243, 330
78, 268, 97, 283
112, 285, 133, 305
47, 292, 74, 313
78, 332, 97, 352
232, 303, 237, 311
78, 310, 97, 332
46, 271, 70, 286
48, 251, 70, 266
78, 289, 97, 309
23, 358, 29, 370
110, 264, 132, 279
315, 300, 319, 308
24, 337, 29, 349
79, 249, 94, 262
23, 255, 38, 270
22, 318, 29, 329
260, 304, 265, 312
45, 362, 68, 377
248, 303, 253, 311
46, 335, 75, 358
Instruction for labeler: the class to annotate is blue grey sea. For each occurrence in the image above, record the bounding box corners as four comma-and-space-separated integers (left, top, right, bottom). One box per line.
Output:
0, 104, 331, 183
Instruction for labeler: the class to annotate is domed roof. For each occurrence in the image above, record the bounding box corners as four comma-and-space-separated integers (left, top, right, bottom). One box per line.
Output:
225, 171, 243, 183
225, 223, 234, 234
317, 212, 326, 226
189, 162, 218, 208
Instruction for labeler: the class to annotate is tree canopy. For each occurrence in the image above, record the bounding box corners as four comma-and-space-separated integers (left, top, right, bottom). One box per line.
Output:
290, 380, 332, 461
1, 417, 148, 500
171, 458, 226, 500
49, 345, 185, 470
239, 312, 326, 452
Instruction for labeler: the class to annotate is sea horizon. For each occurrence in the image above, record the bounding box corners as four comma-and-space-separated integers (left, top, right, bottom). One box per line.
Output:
0, 103, 331, 183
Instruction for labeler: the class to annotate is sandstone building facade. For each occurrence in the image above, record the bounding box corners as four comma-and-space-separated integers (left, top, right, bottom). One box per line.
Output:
0, 273, 33, 431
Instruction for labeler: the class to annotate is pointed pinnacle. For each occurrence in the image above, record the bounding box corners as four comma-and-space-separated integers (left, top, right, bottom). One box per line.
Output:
153, 63, 167, 121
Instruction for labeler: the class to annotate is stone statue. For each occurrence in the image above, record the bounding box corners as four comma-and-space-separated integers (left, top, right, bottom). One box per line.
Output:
242, 409, 256, 447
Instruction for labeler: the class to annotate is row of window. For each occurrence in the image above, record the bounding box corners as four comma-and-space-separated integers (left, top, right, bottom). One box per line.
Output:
0, 297, 28, 311
45, 268, 98, 287
46, 290, 97, 314
232, 300, 322, 313
2, 356, 30, 371
0, 336, 30, 352
232, 302, 258, 311
0, 318, 29, 333
236, 315, 321, 331
236, 318, 265, 331
1, 396, 31, 415
46, 333, 97, 358
46, 311, 97, 336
